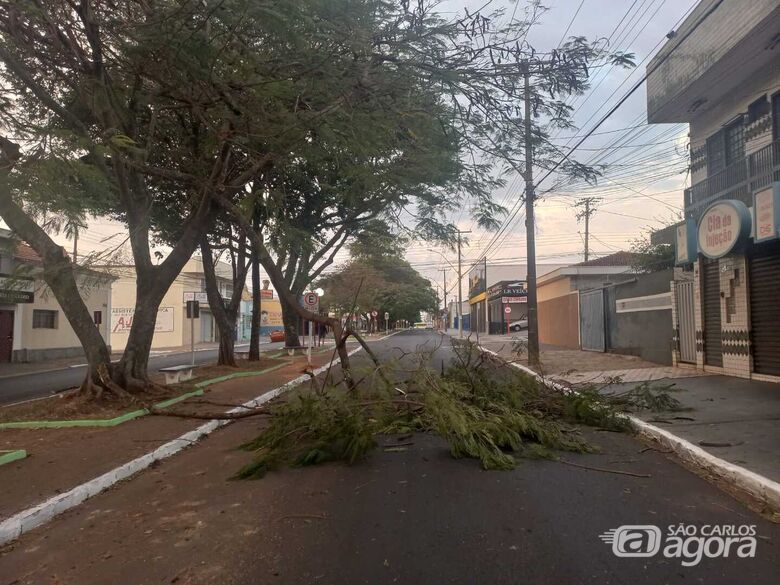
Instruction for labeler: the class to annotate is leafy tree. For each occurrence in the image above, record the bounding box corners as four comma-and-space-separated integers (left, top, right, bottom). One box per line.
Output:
318, 238, 439, 331
629, 231, 675, 273
221, 0, 634, 379
0, 0, 380, 393
318, 221, 438, 324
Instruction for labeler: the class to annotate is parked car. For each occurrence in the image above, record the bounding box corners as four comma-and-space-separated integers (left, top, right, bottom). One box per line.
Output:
269, 329, 285, 342
508, 319, 528, 332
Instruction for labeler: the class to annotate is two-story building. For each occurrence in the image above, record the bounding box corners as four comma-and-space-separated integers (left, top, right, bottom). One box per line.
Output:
647, 0, 780, 381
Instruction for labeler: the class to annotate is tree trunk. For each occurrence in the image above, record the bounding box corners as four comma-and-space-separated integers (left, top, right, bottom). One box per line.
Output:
113, 285, 163, 391
279, 292, 301, 347
0, 138, 119, 395
248, 247, 261, 360
199, 237, 248, 367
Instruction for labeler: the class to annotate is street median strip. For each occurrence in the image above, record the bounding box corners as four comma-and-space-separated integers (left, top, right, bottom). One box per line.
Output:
0, 363, 288, 430
0, 335, 395, 546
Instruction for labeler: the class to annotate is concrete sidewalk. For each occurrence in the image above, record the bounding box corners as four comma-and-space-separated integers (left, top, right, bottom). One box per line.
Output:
447, 331, 780, 513
622, 374, 780, 485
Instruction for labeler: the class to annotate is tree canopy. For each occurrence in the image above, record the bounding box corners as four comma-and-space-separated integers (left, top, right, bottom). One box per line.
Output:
0, 0, 635, 394
319, 230, 438, 326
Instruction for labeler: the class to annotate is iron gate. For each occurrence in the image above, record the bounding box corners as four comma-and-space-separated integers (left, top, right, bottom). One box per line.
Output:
580, 289, 605, 352
676, 280, 696, 363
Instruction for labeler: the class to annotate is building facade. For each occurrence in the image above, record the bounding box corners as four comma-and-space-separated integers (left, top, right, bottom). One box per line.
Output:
0, 230, 112, 362
647, 0, 780, 381
467, 263, 566, 335
108, 256, 240, 352
536, 253, 638, 349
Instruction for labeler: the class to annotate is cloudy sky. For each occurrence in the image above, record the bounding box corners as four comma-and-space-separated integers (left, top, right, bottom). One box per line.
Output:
407, 0, 695, 301
3, 0, 696, 302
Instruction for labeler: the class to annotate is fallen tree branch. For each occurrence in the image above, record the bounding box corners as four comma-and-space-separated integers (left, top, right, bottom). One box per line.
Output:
556, 458, 651, 478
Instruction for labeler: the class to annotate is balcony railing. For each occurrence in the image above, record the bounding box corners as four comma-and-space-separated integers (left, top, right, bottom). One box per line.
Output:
684, 139, 780, 217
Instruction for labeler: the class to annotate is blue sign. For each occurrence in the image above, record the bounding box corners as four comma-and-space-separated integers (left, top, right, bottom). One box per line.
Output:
675, 219, 697, 265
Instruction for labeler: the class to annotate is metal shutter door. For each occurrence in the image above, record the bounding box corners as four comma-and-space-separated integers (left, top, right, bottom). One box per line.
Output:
749, 240, 780, 376
702, 259, 722, 367
580, 289, 605, 352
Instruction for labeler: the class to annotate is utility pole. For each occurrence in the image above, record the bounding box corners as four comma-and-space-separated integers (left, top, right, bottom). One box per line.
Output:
523, 67, 540, 367
484, 256, 488, 336
440, 268, 448, 330
455, 229, 470, 338
575, 196, 601, 262
72, 226, 78, 265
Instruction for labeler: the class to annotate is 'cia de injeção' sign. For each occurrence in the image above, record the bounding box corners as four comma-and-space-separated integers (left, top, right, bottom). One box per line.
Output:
697, 200, 751, 259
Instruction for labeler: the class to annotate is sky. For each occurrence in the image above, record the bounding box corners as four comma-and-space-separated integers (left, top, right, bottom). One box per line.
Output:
2, 0, 697, 303
408, 0, 695, 302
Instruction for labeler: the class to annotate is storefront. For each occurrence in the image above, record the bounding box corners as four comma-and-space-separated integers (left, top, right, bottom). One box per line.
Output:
672, 183, 780, 381
486, 281, 527, 334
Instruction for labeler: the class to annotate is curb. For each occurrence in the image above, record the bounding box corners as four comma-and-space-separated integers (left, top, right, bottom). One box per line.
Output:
0, 345, 365, 546
473, 342, 780, 514
0, 449, 27, 467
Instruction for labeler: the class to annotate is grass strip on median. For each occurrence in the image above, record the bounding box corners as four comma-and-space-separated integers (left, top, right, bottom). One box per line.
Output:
0, 362, 289, 430
0, 449, 27, 467
0, 339, 376, 546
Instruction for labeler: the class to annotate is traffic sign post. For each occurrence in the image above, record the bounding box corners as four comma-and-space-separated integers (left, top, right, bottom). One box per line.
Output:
303, 292, 320, 365
504, 304, 511, 335
186, 300, 200, 365
384, 311, 389, 333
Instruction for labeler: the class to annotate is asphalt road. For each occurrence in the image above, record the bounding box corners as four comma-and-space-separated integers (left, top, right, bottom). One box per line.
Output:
0, 342, 284, 406
257, 330, 780, 584
0, 330, 777, 584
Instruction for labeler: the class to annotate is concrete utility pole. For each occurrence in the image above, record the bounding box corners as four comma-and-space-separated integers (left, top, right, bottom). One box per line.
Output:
440, 268, 448, 330
523, 67, 540, 367
72, 227, 78, 265
455, 229, 470, 338
483, 256, 488, 336
575, 197, 601, 262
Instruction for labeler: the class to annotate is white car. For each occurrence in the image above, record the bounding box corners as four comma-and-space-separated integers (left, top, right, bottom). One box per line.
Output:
508, 319, 528, 332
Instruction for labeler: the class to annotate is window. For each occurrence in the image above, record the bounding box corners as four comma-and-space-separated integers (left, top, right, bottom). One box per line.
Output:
724, 120, 744, 164
706, 131, 726, 176
32, 309, 58, 329
747, 96, 770, 123
773, 93, 780, 141
706, 119, 745, 177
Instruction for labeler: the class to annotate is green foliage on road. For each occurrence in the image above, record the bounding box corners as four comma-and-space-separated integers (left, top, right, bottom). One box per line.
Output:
234, 342, 680, 478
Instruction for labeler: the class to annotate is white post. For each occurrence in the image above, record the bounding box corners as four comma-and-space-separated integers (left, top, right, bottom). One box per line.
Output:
307, 320, 313, 366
